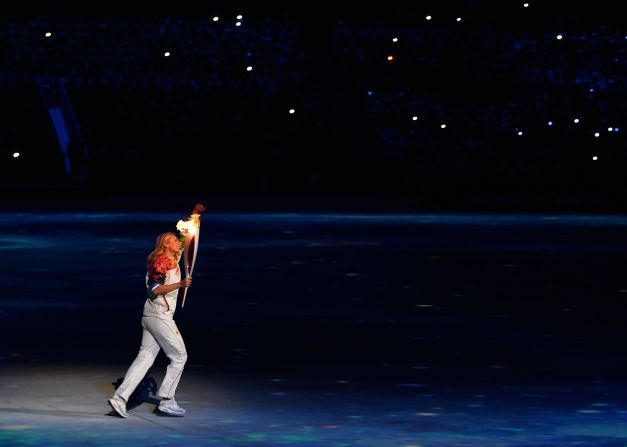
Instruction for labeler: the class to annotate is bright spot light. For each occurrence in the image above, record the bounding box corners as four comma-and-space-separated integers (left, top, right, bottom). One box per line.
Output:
456, 17, 462, 22
387, 55, 394, 61
246, 66, 253, 71
614, 127, 620, 132
608, 127, 613, 131
367, 91, 373, 96
236, 21, 242, 26
426, 15, 432, 20
589, 88, 594, 92
517, 131, 523, 136
547, 121, 553, 126
212, 16, 219, 22
236, 15, 243, 20
164, 51, 171, 57
392, 37, 398, 42
573, 118, 580, 123
523, 2, 530, 7
592, 156, 598, 160
289, 109, 295, 114
594, 132, 600, 137
12, 152, 20, 158
412, 116, 418, 121
440, 124, 446, 129
44, 32, 52, 37
556, 34, 563, 40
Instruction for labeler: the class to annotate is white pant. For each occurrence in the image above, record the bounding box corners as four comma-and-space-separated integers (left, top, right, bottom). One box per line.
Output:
115, 316, 187, 401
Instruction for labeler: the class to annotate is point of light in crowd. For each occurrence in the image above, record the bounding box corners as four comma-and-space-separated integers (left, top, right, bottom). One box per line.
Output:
12, 152, 20, 158
246, 66, 253, 71
164, 52, 171, 57
440, 124, 446, 129
594, 132, 600, 137
392, 37, 398, 42
589, 88, 594, 92
573, 118, 580, 123
517, 131, 523, 136
236, 22, 242, 26
556, 34, 563, 40
456, 17, 462, 22
367, 91, 373, 96
426, 15, 432, 21
387, 55, 394, 61
608, 127, 613, 132
289, 109, 295, 114
212, 16, 219, 22
592, 156, 598, 161
44, 32, 52, 37
412, 116, 418, 121
614, 127, 620, 132
547, 121, 553, 126
236, 15, 243, 20
523, 2, 530, 7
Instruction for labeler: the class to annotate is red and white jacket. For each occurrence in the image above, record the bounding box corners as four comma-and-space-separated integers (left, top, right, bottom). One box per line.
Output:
144, 255, 181, 319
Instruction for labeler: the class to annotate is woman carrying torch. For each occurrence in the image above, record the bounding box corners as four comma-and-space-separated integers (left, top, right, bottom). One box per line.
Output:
108, 204, 205, 418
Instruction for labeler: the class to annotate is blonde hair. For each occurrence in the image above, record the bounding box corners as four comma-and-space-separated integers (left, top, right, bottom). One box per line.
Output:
146, 232, 181, 267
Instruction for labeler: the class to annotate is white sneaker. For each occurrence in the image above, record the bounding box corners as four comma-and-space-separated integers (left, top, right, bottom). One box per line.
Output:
158, 398, 185, 416
108, 395, 128, 418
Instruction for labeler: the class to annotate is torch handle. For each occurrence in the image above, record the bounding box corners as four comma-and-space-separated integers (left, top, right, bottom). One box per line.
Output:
181, 264, 191, 307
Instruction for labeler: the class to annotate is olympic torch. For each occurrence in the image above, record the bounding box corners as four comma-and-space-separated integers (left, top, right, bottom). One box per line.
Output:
176, 203, 206, 307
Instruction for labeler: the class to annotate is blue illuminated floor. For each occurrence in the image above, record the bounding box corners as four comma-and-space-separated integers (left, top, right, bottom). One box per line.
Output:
2, 363, 627, 446
2, 209, 627, 445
